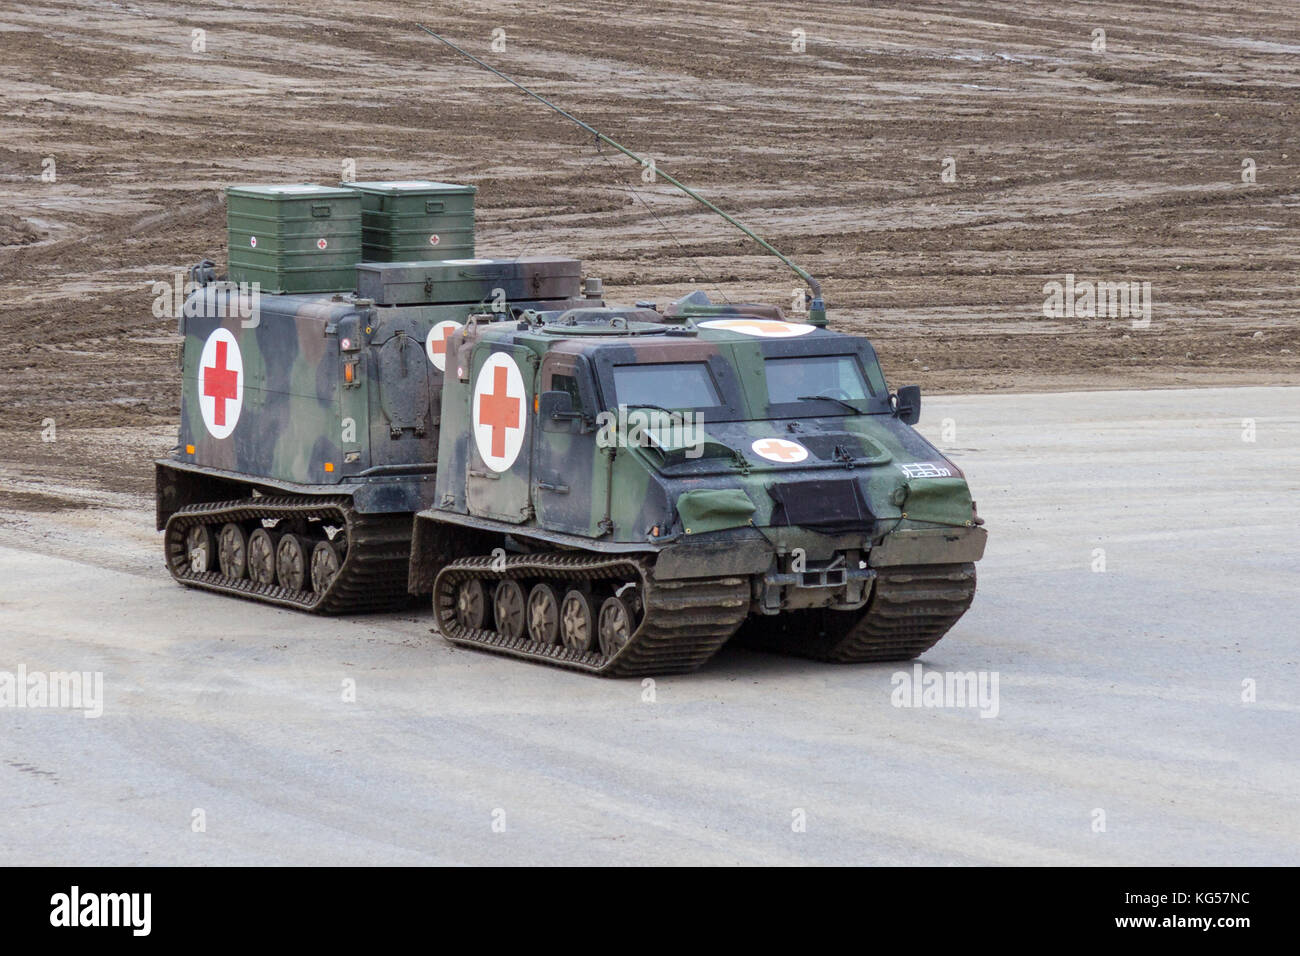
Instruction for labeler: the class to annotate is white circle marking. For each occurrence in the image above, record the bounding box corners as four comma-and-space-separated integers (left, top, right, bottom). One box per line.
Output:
751, 437, 809, 463
196, 328, 244, 440
472, 352, 527, 472
425, 320, 462, 372
699, 318, 815, 338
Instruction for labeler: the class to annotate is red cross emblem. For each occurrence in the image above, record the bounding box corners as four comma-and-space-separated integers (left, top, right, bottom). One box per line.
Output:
479, 366, 520, 458
203, 340, 239, 426
425, 321, 462, 371
717, 320, 778, 335
197, 328, 243, 439
473, 353, 527, 471
752, 438, 808, 463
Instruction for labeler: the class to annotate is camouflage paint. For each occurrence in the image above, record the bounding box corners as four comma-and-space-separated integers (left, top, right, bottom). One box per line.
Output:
165, 255, 981, 584
427, 301, 983, 572
165, 257, 594, 516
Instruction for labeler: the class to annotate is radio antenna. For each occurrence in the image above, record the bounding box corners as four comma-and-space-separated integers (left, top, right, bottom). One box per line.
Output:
416, 25, 826, 324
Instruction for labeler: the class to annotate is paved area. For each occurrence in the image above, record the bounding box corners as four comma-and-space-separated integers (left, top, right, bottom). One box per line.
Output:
1, 387, 1297, 864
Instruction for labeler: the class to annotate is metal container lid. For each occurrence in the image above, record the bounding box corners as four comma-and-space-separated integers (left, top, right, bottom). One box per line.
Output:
227, 183, 358, 199
342, 180, 477, 195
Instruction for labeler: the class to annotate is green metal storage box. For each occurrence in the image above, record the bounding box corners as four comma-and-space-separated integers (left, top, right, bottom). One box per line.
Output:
226, 184, 362, 294
355, 258, 582, 306
344, 180, 476, 262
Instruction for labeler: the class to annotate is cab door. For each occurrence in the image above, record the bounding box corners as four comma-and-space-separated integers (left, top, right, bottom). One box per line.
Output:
532, 352, 608, 537
465, 343, 536, 523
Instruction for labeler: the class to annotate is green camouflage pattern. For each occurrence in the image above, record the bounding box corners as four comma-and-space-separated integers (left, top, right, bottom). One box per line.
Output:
158, 200, 983, 609
427, 297, 986, 584
160, 257, 594, 520
156, 175, 982, 631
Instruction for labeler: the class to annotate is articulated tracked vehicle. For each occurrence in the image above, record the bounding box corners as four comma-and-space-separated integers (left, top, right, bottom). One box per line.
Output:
156, 35, 986, 674
406, 293, 986, 675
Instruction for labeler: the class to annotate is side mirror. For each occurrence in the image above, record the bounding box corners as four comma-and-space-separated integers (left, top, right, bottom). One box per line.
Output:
894, 384, 921, 425
538, 390, 582, 433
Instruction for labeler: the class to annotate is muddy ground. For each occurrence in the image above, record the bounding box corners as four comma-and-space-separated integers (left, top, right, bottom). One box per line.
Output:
0, 0, 1297, 502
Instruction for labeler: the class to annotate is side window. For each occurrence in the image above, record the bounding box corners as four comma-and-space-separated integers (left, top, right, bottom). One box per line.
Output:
550, 372, 583, 408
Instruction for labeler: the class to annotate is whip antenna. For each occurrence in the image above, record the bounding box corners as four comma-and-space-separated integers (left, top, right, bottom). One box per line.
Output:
416, 24, 826, 324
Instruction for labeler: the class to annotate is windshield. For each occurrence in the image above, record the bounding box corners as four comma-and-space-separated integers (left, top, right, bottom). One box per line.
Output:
612, 362, 721, 410
764, 354, 870, 407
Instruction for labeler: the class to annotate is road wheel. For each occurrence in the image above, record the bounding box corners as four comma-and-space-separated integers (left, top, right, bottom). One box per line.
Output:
526, 583, 560, 644
455, 578, 487, 629
598, 595, 636, 658
185, 524, 216, 573
310, 539, 343, 593
247, 528, 277, 586
217, 523, 248, 579
275, 533, 308, 591
493, 579, 526, 640
560, 589, 598, 652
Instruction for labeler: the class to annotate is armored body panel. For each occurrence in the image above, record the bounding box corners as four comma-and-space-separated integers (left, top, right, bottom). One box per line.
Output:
160, 258, 590, 517
426, 305, 981, 545
412, 297, 986, 674
156, 229, 594, 612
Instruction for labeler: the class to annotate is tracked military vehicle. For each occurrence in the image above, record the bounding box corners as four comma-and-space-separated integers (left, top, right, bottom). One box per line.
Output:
156, 32, 986, 673
408, 291, 985, 675
156, 180, 597, 612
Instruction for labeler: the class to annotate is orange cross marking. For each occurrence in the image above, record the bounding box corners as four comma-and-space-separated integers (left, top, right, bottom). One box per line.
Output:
755, 439, 803, 461
203, 340, 239, 426
479, 365, 521, 459
430, 324, 456, 356
712, 319, 783, 335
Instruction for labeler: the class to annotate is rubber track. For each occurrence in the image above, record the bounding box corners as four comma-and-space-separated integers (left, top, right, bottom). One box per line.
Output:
740, 563, 977, 662
164, 496, 413, 614
432, 553, 750, 676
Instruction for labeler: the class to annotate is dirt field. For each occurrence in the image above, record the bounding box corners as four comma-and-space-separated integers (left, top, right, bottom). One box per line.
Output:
1, 0, 1297, 501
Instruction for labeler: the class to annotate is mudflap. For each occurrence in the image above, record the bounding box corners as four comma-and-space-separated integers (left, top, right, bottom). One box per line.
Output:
407, 512, 499, 595
154, 461, 246, 531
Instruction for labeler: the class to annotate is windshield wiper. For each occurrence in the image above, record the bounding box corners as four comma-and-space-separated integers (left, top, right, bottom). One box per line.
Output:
797, 394, 860, 413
